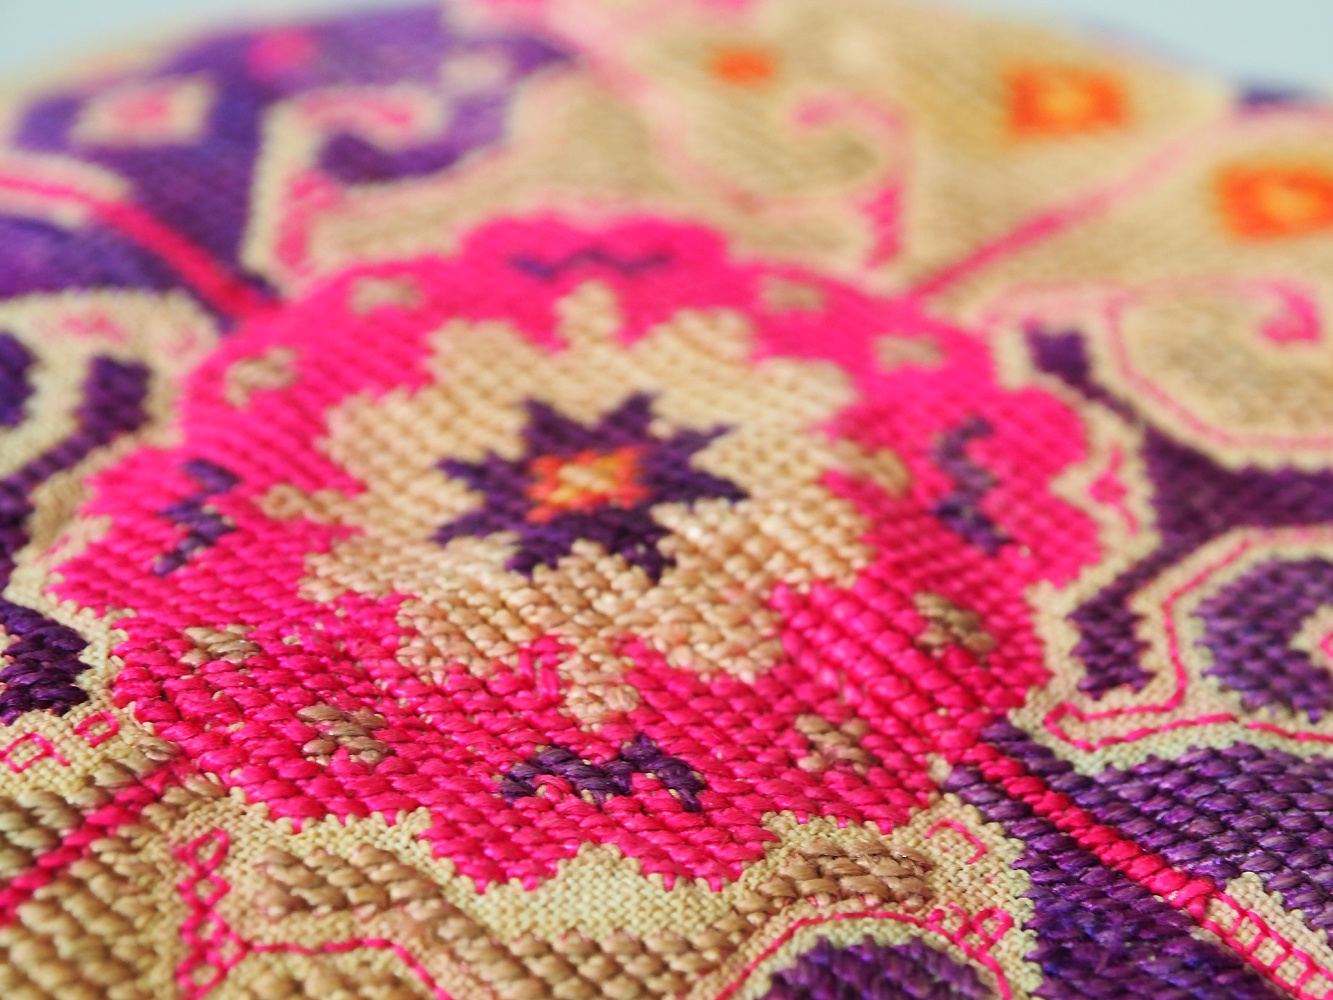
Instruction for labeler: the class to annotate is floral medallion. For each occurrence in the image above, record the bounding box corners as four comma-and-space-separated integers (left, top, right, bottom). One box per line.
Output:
53, 217, 1097, 888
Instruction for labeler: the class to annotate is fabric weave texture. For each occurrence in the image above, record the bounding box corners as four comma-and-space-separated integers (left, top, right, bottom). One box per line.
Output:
0, 2, 1329, 999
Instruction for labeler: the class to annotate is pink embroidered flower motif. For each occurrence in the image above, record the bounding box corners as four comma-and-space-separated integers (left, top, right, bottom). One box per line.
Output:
54, 218, 1099, 889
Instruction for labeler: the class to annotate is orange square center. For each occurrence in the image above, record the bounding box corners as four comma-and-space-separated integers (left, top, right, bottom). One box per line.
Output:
526, 446, 648, 523
1009, 66, 1126, 137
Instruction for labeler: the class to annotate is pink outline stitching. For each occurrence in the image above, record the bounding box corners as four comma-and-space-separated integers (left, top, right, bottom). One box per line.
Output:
1200, 891, 1333, 999
1042, 530, 1333, 750
177, 830, 246, 999
1103, 285, 1333, 452
73, 712, 119, 747
983, 752, 1333, 998
927, 821, 989, 864
712, 907, 1015, 1000
0, 170, 271, 320
1, 733, 68, 773
1088, 446, 1138, 537
172, 820, 1016, 1000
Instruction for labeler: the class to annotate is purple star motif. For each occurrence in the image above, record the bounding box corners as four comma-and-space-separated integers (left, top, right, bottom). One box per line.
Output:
434, 393, 745, 581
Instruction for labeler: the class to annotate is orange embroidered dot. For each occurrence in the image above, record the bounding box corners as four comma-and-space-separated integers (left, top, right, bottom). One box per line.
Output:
710, 47, 777, 86
1217, 165, 1333, 240
1007, 66, 1127, 137
526, 446, 649, 523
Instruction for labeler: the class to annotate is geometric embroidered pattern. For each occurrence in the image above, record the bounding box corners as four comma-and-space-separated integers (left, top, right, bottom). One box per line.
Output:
0, 3, 1330, 999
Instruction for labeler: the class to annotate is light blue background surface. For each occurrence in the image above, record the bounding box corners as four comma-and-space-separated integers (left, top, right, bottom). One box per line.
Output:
0, 0, 1328, 90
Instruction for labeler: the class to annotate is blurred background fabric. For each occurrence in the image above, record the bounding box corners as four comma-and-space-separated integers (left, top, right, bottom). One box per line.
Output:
0, 0, 1329, 92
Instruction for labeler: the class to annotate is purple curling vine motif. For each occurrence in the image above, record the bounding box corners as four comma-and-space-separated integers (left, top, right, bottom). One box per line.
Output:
0, 356, 150, 723
1196, 557, 1333, 719
0, 216, 187, 306
10, 6, 570, 314
957, 722, 1333, 979
435, 393, 746, 581
0, 334, 34, 428
946, 723, 1287, 1000
1028, 328, 1333, 698
759, 937, 994, 1000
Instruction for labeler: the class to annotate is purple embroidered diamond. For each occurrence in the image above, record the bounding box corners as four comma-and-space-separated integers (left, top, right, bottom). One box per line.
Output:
434, 393, 745, 581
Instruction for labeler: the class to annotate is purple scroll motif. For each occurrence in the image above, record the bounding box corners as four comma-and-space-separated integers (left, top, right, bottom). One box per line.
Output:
316, 26, 569, 185
946, 728, 1286, 1000
1087, 744, 1333, 937
500, 734, 706, 812
0, 357, 151, 723
973, 721, 1333, 941
0, 217, 183, 303
436, 393, 745, 582
759, 936, 993, 1000
13, 5, 570, 289
1028, 328, 1333, 698
1197, 557, 1333, 719
931, 416, 1008, 555
0, 334, 34, 428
